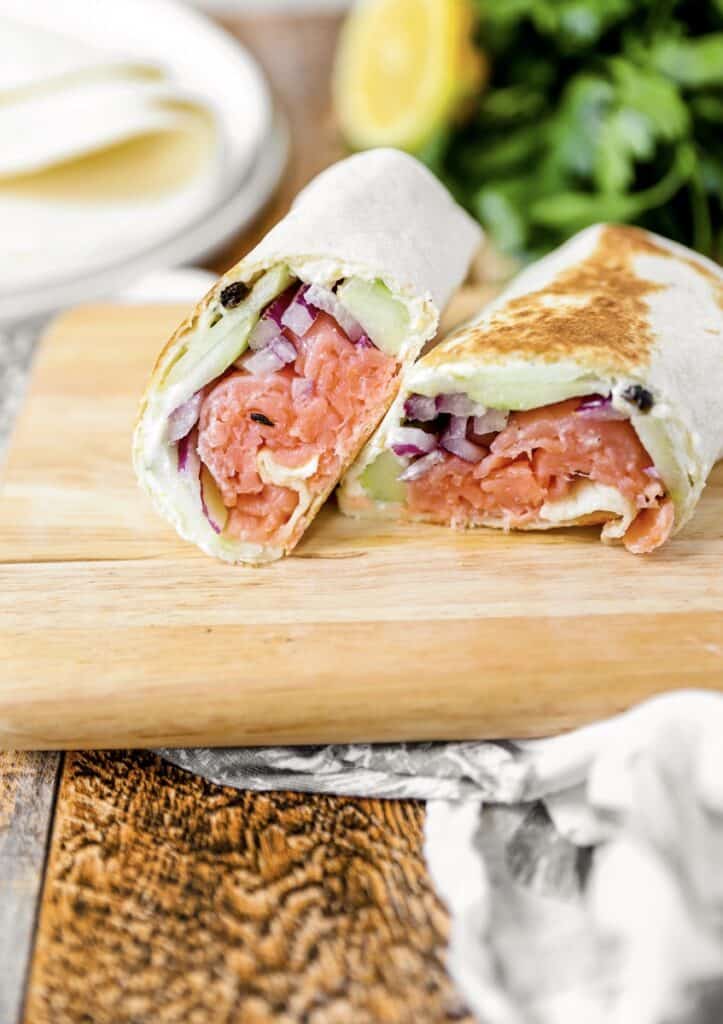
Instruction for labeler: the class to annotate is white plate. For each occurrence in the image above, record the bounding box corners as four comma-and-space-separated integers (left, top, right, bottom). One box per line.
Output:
0, 0, 286, 323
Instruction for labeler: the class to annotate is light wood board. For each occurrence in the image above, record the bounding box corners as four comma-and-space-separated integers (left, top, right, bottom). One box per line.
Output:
1, 304, 721, 750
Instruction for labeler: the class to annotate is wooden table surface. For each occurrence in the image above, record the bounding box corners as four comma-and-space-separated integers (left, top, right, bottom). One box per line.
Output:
0, 13, 472, 1023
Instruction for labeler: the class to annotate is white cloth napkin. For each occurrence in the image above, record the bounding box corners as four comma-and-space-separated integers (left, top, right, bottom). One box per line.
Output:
426, 691, 723, 1024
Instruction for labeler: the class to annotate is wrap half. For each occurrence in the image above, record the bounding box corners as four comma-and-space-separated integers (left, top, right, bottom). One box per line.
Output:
339, 224, 723, 554
133, 149, 481, 563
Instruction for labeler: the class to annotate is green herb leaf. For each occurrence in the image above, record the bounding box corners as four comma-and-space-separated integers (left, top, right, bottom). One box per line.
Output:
428, 0, 723, 257
530, 143, 695, 231
548, 74, 614, 178
609, 58, 689, 141
649, 33, 723, 87
473, 181, 531, 252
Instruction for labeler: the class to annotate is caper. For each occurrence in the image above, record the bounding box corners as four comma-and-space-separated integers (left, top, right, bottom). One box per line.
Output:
220, 281, 250, 309
622, 384, 654, 413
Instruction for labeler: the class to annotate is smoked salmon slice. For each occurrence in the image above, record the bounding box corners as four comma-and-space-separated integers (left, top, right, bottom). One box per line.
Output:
198, 312, 397, 545
406, 398, 674, 553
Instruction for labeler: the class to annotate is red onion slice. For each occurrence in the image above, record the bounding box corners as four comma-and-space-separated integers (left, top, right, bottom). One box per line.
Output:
355, 333, 374, 349
168, 391, 203, 442
304, 283, 365, 342
577, 394, 627, 421
441, 437, 486, 462
578, 406, 628, 422
241, 346, 287, 376
200, 465, 228, 535
440, 418, 486, 462
389, 426, 437, 458
398, 449, 444, 482
270, 337, 297, 364
471, 410, 508, 435
248, 317, 281, 351
436, 393, 485, 417
178, 428, 200, 477
263, 284, 297, 326
178, 431, 226, 534
282, 303, 314, 337
200, 481, 219, 534
404, 393, 437, 421
177, 433, 190, 471
281, 285, 318, 337
578, 393, 608, 409
240, 336, 297, 376
443, 415, 469, 440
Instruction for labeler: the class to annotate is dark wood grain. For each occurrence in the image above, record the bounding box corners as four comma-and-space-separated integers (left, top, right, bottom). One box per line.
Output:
0, 752, 60, 1024
24, 751, 471, 1024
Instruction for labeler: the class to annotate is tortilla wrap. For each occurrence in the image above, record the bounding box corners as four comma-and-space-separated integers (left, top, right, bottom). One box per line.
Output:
133, 148, 481, 563
339, 224, 723, 551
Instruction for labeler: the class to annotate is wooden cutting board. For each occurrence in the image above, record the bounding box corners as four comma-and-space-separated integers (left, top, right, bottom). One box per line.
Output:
1, 303, 722, 751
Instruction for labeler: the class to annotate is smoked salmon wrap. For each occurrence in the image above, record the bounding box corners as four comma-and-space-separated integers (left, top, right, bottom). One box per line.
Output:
133, 149, 481, 563
339, 224, 723, 554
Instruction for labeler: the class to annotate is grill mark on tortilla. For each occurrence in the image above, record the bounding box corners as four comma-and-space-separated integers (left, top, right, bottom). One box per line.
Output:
707, 278, 723, 312
678, 259, 723, 305
428, 225, 673, 374
656, 238, 723, 311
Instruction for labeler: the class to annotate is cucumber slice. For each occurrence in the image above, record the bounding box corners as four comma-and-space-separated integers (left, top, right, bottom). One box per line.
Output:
166, 264, 293, 388
337, 277, 410, 356
360, 450, 407, 503
211, 262, 294, 365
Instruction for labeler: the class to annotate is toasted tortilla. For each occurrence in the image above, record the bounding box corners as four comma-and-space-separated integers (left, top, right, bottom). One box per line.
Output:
340, 224, 723, 540
133, 149, 482, 563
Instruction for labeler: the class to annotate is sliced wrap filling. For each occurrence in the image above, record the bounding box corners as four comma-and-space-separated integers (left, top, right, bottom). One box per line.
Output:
169, 275, 405, 546
364, 392, 674, 554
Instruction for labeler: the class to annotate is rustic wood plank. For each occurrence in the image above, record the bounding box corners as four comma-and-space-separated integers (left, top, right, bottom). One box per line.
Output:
4, 613, 723, 750
0, 752, 60, 1024
24, 751, 471, 1024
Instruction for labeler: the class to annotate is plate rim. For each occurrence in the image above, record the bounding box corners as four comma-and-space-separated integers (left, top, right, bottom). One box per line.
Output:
0, 111, 289, 325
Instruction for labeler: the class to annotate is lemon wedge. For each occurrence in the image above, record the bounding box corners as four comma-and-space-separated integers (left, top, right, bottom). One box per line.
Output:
334, 0, 484, 153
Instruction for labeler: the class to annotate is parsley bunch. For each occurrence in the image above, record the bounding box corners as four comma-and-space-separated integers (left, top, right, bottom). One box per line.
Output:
422, 0, 723, 258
